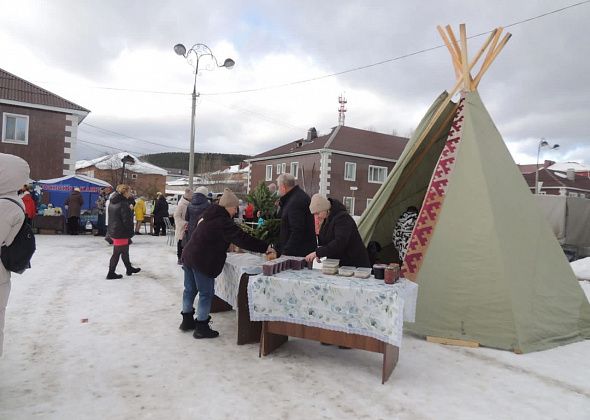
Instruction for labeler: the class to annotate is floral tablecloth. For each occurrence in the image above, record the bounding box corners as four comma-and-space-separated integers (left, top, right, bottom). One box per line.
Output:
215, 252, 266, 308
247, 270, 418, 347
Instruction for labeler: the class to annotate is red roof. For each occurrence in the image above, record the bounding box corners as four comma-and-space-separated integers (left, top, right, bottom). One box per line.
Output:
252, 126, 408, 160
0, 67, 90, 113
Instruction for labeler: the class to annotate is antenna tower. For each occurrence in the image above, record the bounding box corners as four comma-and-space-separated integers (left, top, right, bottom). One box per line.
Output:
338, 94, 347, 126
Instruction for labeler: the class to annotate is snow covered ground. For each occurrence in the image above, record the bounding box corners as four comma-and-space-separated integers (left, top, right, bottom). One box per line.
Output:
1, 235, 589, 420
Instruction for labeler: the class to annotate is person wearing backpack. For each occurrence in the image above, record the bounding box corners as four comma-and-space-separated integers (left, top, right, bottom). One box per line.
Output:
0, 153, 31, 356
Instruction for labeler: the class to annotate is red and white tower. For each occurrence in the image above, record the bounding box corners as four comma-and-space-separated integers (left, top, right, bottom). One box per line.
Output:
338, 94, 347, 126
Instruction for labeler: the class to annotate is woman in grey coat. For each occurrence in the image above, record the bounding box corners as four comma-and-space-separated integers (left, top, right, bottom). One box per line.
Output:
0, 153, 30, 356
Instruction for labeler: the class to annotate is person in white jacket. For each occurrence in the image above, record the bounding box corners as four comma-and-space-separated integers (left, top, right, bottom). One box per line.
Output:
173, 188, 193, 265
0, 153, 30, 357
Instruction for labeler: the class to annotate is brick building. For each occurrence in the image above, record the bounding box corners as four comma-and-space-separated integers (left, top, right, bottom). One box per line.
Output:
0, 67, 90, 179
76, 152, 167, 198
247, 126, 408, 216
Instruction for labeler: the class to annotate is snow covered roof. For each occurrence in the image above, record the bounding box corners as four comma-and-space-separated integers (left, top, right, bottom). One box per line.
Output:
76, 152, 168, 176
547, 161, 590, 172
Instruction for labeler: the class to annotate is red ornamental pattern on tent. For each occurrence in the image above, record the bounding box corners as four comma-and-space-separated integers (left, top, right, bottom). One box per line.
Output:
402, 97, 466, 281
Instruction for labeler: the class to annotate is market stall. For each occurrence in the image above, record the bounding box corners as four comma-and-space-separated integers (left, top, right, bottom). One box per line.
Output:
37, 174, 112, 212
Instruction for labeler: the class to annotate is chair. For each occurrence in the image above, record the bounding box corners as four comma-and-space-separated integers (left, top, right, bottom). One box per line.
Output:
163, 217, 175, 247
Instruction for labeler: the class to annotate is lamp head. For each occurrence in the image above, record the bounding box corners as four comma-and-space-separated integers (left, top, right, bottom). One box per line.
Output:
552, 144, 560, 150
174, 43, 187, 56
539, 140, 549, 148
222, 58, 235, 69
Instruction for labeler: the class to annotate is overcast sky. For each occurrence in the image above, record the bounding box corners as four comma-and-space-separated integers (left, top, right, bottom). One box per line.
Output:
1, 0, 588, 165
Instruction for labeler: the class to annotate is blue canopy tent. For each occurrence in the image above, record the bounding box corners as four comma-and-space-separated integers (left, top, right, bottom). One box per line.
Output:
37, 174, 112, 212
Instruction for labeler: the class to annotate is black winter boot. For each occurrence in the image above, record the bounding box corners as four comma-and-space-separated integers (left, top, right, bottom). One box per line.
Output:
106, 271, 123, 279
126, 267, 141, 276
179, 309, 196, 331
193, 316, 219, 339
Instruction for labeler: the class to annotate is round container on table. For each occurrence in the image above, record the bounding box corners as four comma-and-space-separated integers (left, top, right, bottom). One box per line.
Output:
373, 264, 386, 280
384, 266, 396, 284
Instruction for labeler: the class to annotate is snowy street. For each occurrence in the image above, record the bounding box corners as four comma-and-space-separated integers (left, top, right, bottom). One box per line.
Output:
1, 235, 589, 419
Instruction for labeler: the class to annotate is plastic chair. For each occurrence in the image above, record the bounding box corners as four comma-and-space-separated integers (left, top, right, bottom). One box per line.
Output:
163, 217, 175, 247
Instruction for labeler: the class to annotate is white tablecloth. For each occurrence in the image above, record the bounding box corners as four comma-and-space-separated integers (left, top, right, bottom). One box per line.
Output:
247, 270, 418, 347
215, 252, 266, 308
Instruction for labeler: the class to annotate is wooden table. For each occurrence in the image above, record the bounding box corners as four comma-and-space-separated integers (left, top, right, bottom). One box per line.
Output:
32, 215, 66, 234
248, 271, 418, 384
260, 321, 399, 384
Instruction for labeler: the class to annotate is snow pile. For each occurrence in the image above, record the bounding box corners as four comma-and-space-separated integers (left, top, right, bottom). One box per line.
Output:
571, 257, 590, 281
76, 153, 167, 176
1, 236, 589, 419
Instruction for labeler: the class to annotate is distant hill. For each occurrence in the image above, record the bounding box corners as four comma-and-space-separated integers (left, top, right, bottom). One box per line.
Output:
142, 152, 251, 173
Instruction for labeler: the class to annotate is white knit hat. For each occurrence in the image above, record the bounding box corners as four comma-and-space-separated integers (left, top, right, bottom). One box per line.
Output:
219, 188, 239, 208
309, 194, 331, 214
195, 186, 209, 195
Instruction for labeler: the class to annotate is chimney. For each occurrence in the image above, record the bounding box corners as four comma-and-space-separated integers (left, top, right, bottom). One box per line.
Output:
566, 168, 575, 181
543, 160, 555, 168
306, 127, 317, 142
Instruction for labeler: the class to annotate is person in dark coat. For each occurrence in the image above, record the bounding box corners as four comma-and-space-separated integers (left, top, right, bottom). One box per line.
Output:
185, 186, 210, 241
276, 174, 316, 257
180, 188, 274, 339
305, 194, 371, 268
64, 187, 84, 235
152, 192, 169, 236
106, 184, 140, 279
95, 187, 111, 236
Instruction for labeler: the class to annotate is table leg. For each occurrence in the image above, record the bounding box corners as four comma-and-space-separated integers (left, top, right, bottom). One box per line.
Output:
210, 295, 233, 313
259, 321, 288, 357
237, 273, 261, 345
382, 344, 399, 384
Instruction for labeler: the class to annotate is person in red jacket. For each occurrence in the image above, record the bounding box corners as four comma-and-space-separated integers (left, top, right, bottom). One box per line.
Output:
244, 202, 255, 221
19, 186, 36, 225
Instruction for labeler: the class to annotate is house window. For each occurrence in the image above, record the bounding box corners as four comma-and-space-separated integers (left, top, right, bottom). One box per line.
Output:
343, 196, 355, 216
2, 113, 29, 145
276, 164, 282, 175
568, 192, 579, 198
344, 162, 356, 181
290, 162, 299, 179
265, 165, 273, 181
131, 173, 138, 180
281, 163, 287, 174
367, 198, 373, 208
368, 165, 387, 183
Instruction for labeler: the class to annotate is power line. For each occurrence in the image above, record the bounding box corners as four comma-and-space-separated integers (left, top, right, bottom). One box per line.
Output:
80, 122, 189, 152
31, 1, 589, 98
201, 0, 590, 96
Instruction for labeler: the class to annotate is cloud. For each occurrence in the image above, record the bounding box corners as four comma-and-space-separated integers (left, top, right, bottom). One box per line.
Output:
1, 0, 588, 166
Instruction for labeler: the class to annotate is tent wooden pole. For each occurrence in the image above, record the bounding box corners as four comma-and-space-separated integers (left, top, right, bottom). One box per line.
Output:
445, 25, 463, 68
459, 24, 470, 91
473, 33, 512, 88
437, 25, 462, 79
467, 29, 498, 89
472, 28, 504, 85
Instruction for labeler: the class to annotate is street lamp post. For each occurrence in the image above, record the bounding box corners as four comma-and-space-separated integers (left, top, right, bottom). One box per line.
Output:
534, 138, 559, 195
174, 43, 235, 189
